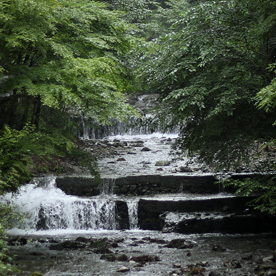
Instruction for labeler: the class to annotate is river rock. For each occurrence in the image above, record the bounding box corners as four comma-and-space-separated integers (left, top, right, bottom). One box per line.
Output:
117, 254, 129, 262
117, 157, 126, 161
130, 255, 160, 264
186, 265, 206, 275
209, 272, 221, 276
141, 147, 151, 151
100, 254, 116, 262
75, 237, 90, 243
8, 237, 28, 246
94, 247, 113, 254
166, 239, 195, 249
155, 161, 170, 166
212, 244, 226, 252
223, 259, 242, 268
179, 166, 193, 172
116, 266, 130, 272
49, 240, 86, 250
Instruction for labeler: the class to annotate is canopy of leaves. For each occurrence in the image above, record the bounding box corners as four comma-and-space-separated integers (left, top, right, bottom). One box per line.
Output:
0, 0, 135, 129
0, 0, 136, 195
140, 0, 276, 169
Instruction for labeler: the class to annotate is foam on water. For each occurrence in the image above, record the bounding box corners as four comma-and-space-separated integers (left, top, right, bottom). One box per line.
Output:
2, 176, 117, 231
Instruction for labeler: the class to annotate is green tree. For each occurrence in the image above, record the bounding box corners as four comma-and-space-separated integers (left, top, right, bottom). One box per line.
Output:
0, 0, 134, 130
141, 0, 276, 169
0, 0, 137, 194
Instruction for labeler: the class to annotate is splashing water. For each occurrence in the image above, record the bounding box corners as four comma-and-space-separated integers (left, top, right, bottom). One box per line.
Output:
1, 176, 118, 232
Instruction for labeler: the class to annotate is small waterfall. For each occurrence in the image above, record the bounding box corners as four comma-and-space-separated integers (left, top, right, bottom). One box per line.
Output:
2, 176, 117, 231
127, 199, 139, 229
101, 178, 116, 195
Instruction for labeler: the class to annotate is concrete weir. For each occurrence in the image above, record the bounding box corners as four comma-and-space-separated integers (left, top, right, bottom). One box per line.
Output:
55, 174, 276, 234
55, 174, 219, 196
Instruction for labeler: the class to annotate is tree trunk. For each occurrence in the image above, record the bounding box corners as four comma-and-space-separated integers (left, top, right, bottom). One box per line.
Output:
31, 96, 41, 129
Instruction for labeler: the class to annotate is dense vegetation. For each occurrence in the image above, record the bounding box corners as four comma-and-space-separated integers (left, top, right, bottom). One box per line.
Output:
0, 0, 134, 273
140, 0, 276, 167
137, 0, 276, 214
1, 0, 276, 273
0, 0, 135, 191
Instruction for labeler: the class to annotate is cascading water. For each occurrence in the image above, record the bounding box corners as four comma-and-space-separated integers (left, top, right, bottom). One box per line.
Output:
2, 176, 121, 232
101, 178, 116, 195
126, 199, 139, 230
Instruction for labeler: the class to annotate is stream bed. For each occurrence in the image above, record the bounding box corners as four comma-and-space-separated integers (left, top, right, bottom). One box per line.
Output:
3, 133, 276, 275
9, 230, 276, 276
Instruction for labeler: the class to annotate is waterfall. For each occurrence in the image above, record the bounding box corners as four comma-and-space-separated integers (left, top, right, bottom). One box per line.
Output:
101, 178, 116, 195
2, 176, 117, 231
1, 176, 142, 232
127, 199, 139, 230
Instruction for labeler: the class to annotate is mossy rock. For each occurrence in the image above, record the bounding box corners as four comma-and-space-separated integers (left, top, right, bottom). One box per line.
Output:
155, 161, 170, 166
30, 272, 43, 276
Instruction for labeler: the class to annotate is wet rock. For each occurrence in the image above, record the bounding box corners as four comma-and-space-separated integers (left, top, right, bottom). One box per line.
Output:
36, 207, 48, 230
8, 237, 28, 246
155, 161, 170, 166
93, 247, 113, 254
117, 254, 129, 262
179, 166, 193, 172
30, 272, 43, 276
185, 265, 206, 275
197, 261, 210, 267
56, 177, 101, 196
127, 152, 137, 155
173, 263, 182, 268
142, 237, 167, 244
111, 242, 119, 248
209, 272, 221, 276
100, 254, 116, 262
89, 238, 113, 254
242, 254, 253, 260
116, 266, 130, 273
49, 240, 86, 250
223, 259, 242, 268
114, 238, 125, 243
255, 263, 276, 275
266, 271, 276, 276
130, 255, 160, 264
166, 239, 195, 249
75, 237, 90, 243
212, 244, 226, 252
141, 147, 151, 152
117, 157, 126, 161
263, 255, 275, 263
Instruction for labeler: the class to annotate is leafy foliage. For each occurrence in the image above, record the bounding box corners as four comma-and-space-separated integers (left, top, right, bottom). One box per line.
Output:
0, 0, 135, 130
222, 176, 276, 215
0, 205, 21, 275
140, 0, 276, 168
0, 0, 135, 194
0, 124, 99, 194
0, 223, 18, 276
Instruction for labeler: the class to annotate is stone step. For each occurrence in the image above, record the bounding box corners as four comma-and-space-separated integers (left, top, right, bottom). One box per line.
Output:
137, 196, 276, 233
56, 173, 274, 197
162, 212, 276, 234
56, 174, 221, 196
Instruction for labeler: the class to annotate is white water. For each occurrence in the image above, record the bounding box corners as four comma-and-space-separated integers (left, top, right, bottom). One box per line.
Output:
0, 133, 217, 235
126, 199, 139, 230
1, 176, 118, 231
